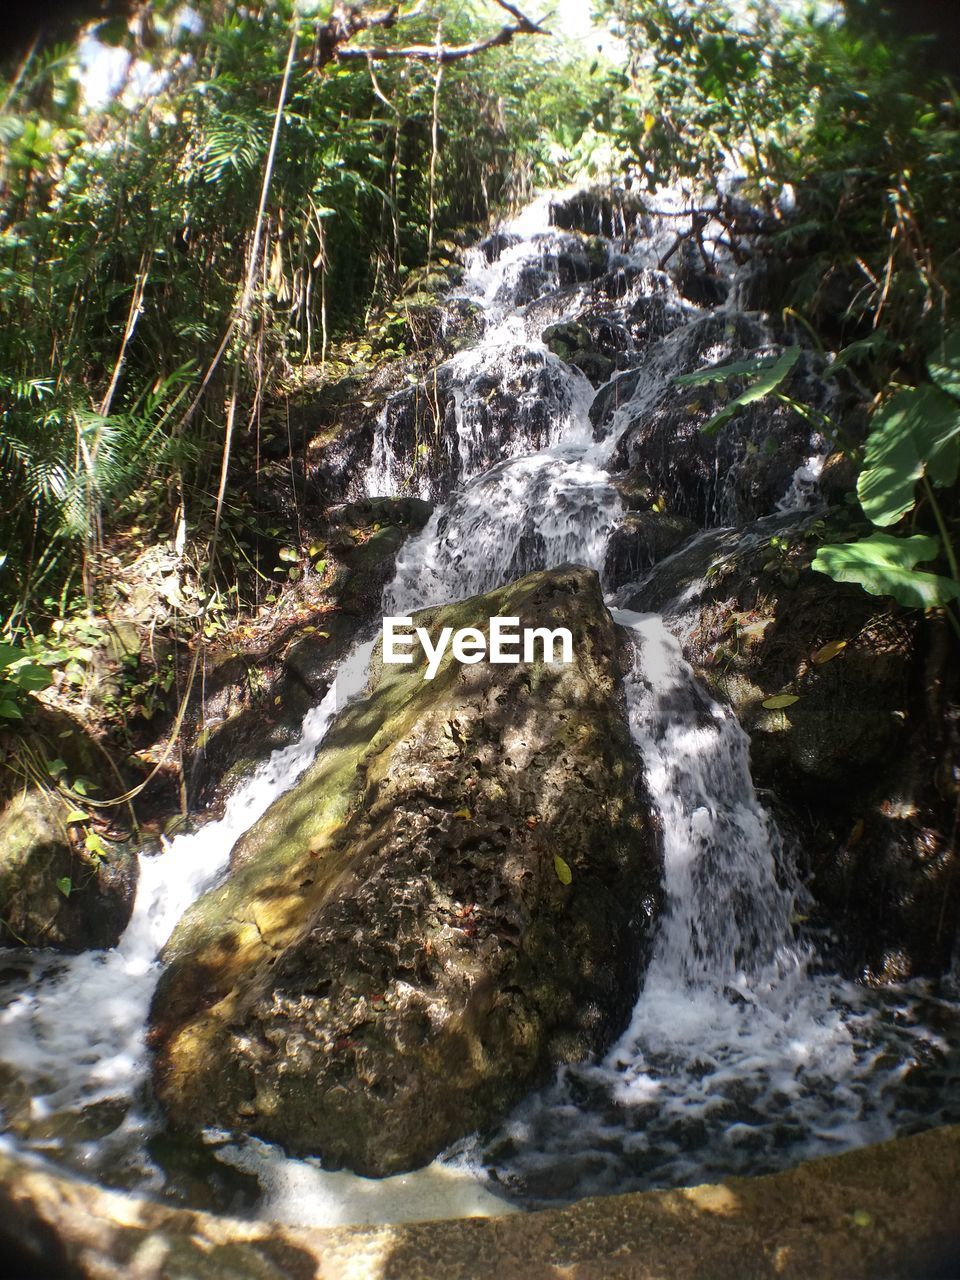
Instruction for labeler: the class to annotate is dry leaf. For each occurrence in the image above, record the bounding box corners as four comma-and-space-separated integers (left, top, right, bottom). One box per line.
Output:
813, 639, 847, 665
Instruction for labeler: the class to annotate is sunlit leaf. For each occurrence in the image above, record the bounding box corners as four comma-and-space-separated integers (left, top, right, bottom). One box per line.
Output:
858, 387, 960, 525
812, 640, 847, 665
813, 533, 960, 608
553, 854, 573, 885
696, 348, 802, 437
762, 694, 799, 709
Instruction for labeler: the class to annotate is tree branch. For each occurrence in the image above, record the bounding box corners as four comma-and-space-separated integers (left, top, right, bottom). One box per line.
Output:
333, 0, 547, 65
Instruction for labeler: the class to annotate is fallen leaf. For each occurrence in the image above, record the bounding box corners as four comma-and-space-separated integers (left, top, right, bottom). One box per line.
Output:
554, 854, 573, 885
762, 694, 800, 710
813, 639, 847, 665
453, 807, 471, 820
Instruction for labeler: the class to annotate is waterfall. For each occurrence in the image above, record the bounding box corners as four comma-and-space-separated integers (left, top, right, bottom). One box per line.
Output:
1, 187, 956, 1228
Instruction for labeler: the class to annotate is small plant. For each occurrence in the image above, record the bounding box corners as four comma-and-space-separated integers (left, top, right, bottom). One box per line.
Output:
0, 590, 54, 721
674, 346, 805, 436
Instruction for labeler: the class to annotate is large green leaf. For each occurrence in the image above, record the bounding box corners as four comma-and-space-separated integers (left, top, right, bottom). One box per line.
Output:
0, 642, 24, 671
857, 386, 960, 526
10, 663, 53, 693
928, 326, 960, 401
673, 353, 779, 387
812, 532, 960, 608
700, 347, 802, 437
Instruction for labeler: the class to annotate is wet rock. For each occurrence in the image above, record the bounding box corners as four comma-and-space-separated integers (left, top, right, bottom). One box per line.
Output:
479, 230, 520, 263
599, 313, 831, 525
549, 187, 647, 239
367, 346, 586, 500
151, 567, 659, 1177
604, 511, 696, 590
442, 297, 485, 351
543, 321, 591, 363
670, 242, 730, 308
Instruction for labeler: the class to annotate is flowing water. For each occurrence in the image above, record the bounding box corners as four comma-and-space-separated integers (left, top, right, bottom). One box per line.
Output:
1, 188, 957, 1228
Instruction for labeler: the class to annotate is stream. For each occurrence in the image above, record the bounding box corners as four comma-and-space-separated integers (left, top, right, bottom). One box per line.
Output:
1, 188, 958, 1228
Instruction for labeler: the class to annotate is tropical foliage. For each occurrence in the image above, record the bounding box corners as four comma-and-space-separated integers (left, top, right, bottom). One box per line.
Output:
603, 0, 960, 633
0, 0, 608, 635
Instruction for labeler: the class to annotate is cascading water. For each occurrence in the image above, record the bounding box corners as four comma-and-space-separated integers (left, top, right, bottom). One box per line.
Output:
475, 614, 958, 1204
1, 188, 957, 1230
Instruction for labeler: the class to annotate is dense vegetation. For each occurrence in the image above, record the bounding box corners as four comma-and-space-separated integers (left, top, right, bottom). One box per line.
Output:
0, 2, 605, 662
1, 0, 959, 778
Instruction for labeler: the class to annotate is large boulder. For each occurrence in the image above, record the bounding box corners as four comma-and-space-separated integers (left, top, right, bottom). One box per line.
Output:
149, 567, 659, 1177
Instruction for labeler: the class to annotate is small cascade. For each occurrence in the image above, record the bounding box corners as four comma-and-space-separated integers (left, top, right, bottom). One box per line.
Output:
618, 612, 796, 983
387, 449, 621, 613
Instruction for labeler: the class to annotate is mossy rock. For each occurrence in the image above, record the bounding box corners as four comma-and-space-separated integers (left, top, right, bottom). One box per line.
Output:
0, 761, 137, 951
150, 567, 659, 1176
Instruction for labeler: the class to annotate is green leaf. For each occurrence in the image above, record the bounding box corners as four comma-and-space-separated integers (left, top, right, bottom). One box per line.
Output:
56, 876, 72, 898
278, 546, 298, 563
928, 327, 960, 401
823, 334, 891, 378
674, 353, 779, 387
812, 533, 960, 609
553, 854, 573, 885
700, 347, 802, 437
84, 830, 110, 860
762, 694, 799, 709
0, 698, 23, 720
65, 807, 90, 824
0, 642, 24, 670
11, 663, 53, 693
857, 386, 960, 526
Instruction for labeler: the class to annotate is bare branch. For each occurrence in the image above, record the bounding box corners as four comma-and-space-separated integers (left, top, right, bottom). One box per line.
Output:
491, 0, 548, 33
310, 2, 545, 72
335, 0, 547, 65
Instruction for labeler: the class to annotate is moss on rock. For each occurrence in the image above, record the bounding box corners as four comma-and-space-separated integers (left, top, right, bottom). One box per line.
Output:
150, 567, 659, 1176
